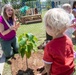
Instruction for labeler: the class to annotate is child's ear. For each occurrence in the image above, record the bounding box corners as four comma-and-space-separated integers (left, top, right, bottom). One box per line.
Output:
46, 24, 52, 29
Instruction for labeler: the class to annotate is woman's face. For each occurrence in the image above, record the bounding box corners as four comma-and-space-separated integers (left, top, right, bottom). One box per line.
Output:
5, 7, 13, 18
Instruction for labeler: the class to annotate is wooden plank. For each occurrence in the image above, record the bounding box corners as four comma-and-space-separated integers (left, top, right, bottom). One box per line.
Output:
20, 14, 42, 24
25, 19, 42, 24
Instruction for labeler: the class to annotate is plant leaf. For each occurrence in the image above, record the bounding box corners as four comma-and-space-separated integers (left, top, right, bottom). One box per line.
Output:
26, 33, 34, 41
18, 33, 37, 59
20, 48, 26, 58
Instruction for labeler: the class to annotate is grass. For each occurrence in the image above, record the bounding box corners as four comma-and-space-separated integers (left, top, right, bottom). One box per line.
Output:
2, 9, 76, 75
3, 63, 12, 75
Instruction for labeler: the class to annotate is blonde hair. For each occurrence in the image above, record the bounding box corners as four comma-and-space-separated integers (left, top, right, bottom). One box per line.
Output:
1, 4, 15, 21
62, 3, 72, 12
44, 8, 70, 36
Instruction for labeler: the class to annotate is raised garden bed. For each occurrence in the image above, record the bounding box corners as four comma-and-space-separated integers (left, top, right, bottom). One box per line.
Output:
20, 14, 42, 24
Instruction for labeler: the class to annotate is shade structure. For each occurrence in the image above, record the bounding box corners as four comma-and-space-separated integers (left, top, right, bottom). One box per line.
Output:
20, 6, 30, 15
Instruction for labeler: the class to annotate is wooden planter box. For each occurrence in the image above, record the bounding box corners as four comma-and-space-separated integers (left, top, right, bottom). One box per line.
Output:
20, 14, 42, 24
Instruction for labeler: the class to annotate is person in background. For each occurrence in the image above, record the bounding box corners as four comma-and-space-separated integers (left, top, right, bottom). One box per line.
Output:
62, 3, 76, 65
37, 33, 52, 49
34, 8, 38, 14
72, 1, 76, 9
72, 1, 76, 39
37, 8, 75, 75
62, 3, 75, 39
0, 4, 20, 59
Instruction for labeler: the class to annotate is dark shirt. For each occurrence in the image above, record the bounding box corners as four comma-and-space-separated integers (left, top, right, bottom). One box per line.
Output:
7, 18, 13, 26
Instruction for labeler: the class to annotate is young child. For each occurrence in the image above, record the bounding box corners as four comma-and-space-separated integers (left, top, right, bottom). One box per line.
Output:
37, 4, 75, 50
72, 1, 76, 39
37, 8, 75, 75
72, 1, 76, 18
62, 3, 75, 39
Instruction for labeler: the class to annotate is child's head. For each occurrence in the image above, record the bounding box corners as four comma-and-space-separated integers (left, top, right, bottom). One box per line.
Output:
62, 3, 72, 13
44, 8, 70, 37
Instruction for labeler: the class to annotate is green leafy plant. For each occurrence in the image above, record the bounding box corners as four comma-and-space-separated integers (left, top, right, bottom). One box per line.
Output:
18, 33, 38, 69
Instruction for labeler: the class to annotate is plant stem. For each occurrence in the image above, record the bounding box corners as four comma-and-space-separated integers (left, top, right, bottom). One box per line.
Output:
26, 56, 28, 69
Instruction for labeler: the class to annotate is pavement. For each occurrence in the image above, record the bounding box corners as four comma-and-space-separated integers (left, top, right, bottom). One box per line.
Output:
0, 49, 5, 75
0, 55, 5, 75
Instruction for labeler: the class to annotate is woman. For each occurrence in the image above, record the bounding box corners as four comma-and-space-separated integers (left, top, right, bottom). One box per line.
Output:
0, 4, 20, 59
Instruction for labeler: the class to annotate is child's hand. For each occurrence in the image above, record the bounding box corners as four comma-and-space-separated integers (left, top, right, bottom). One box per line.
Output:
69, 23, 76, 28
70, 18, 76, 29
37, 66, 47, 75
37, 72, 47, 75
37, 74, 42, 75
74, 51, 76, 59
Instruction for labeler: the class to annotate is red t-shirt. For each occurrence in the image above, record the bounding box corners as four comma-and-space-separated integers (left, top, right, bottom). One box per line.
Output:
43, 35, 74, 75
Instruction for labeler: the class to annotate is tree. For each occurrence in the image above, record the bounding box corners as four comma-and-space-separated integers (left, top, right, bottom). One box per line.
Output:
46, 0, 51, 10
21, 0, 37, 7
18, 33, 37, 69
2, 0, 8, 3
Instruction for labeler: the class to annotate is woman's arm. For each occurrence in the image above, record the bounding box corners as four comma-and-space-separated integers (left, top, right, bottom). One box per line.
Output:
0, 23, 12, 36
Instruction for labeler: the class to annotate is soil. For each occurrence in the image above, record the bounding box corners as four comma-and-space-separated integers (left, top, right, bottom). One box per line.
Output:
8, 50, 45, 75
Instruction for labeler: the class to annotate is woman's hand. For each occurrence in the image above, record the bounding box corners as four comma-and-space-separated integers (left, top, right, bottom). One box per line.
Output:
15, 22, 20, 31
10, 26, 16, 31
10, 22, 20, 31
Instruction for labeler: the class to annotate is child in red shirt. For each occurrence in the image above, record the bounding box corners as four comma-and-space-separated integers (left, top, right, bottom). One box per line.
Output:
37, 8, 75, 75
